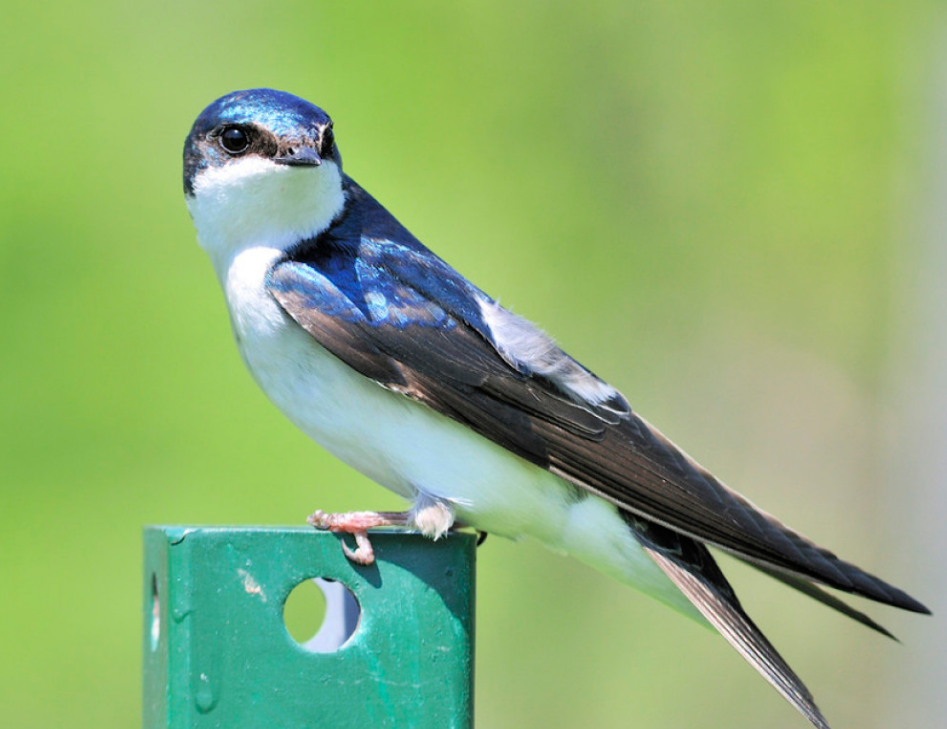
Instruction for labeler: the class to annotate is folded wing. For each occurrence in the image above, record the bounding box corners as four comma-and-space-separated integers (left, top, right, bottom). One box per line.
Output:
267, 226, 927, 615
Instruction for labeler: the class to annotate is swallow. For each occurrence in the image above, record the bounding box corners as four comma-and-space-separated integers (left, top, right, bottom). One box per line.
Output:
183, 88, 929, 729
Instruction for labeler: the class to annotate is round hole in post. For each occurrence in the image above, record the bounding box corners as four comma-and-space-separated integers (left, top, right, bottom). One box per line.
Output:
150, 573, 160, 651
283, 577, 360, 653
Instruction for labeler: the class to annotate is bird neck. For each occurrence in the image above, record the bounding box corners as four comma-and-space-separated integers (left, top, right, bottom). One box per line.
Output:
186, 158, 347, 279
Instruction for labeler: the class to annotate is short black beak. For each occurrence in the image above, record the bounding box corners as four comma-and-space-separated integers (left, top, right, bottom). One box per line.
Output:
274, 146, 322, 167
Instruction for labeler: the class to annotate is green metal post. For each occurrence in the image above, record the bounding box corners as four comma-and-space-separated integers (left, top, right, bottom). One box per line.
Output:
143, 526, 476, 728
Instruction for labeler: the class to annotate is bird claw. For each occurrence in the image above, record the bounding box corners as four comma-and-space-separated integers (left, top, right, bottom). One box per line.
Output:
307, 509, 411, 565
307, 509, 483, 564
306, 509, 334, 530
339, 531, 376, 565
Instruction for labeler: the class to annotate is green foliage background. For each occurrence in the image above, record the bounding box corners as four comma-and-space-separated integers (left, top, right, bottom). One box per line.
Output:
1, 2, 944, 727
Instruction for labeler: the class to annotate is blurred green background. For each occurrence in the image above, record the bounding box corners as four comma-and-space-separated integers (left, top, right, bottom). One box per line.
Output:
1, 1, 944, 727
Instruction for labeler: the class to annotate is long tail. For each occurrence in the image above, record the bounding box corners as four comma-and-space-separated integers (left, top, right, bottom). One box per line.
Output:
623, 513, 830, 729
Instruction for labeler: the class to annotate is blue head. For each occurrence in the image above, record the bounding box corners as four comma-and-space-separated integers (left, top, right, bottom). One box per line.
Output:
183, 88, 341, 196
183, 89, 348, 262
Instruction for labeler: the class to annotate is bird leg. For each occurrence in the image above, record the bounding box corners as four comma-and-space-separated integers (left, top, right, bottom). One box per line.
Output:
307, 509, 410, 565
308, 503, 485, 564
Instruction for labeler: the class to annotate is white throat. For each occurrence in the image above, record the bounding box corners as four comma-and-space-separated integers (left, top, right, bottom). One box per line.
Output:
186, 156, 346, 278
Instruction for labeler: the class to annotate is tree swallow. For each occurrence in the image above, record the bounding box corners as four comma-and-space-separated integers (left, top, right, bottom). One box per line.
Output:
183, 88, 928, 729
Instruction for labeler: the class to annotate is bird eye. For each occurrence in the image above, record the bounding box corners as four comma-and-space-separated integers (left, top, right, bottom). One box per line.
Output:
321, 125, 335, 156
219, 127, 250, 154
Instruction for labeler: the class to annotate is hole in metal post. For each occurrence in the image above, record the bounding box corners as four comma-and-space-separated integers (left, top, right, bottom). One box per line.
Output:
283, 577, 360, 653
150, 573, 160, 651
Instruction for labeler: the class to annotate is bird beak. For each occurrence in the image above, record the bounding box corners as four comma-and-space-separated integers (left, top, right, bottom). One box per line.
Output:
274, 146, 322, 167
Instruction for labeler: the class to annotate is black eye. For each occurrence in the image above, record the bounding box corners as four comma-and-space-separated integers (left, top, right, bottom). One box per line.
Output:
219, 127, 250, 154
321, 125, 334, 156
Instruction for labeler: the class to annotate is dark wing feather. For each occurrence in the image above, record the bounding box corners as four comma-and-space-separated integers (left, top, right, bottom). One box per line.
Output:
625, 515, 830, 729
266, 179, 929, 616
535, 412, 929, 612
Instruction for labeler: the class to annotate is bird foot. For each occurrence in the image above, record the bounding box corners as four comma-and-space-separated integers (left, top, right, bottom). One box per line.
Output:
307, 510, 411, 565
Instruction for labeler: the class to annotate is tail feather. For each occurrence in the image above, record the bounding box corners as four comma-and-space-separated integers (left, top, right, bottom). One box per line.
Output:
624, 514, 830, 729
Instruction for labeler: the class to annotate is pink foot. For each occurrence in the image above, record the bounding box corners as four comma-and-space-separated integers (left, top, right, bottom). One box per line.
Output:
307, 510, 410, 565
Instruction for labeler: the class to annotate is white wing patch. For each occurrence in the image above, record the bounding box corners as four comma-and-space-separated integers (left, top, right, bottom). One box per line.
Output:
478, 297, 629, 416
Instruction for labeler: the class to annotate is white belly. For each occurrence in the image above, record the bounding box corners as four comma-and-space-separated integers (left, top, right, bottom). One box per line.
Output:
219, 245, 700, 619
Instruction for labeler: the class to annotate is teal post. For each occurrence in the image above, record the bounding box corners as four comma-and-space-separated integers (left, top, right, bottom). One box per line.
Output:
143, 527, 476, 728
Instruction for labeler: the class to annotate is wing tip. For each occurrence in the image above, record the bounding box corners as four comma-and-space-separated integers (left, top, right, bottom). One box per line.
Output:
892, 592, 932, 616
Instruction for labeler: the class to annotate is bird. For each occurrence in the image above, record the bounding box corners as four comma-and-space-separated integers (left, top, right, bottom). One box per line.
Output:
183, 88, 929, 729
